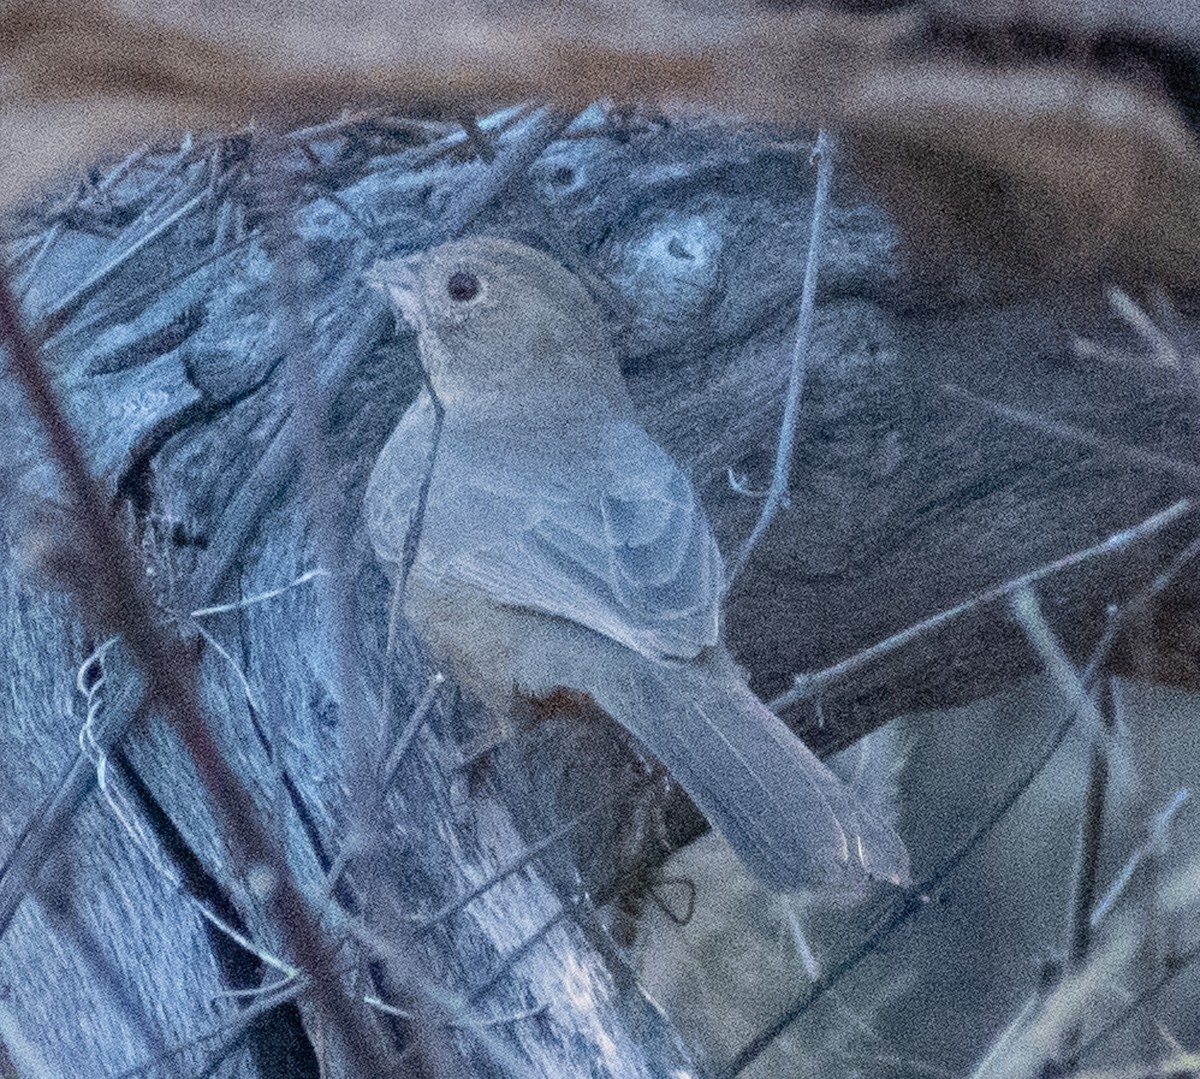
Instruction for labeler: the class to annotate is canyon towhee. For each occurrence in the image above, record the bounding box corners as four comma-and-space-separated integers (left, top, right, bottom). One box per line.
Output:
364, 237, 909, 894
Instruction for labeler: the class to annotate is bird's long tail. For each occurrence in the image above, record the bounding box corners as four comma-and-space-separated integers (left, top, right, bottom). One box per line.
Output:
590, 647, 911, 894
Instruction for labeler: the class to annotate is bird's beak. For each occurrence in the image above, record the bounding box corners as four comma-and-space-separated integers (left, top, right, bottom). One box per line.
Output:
366, 256, 423, 330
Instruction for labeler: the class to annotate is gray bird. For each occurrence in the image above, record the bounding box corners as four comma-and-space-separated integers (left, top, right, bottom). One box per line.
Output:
364, 236, 909, 894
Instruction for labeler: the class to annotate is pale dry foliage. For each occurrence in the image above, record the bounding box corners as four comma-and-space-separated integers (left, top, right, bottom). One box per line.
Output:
6, 1, 1200, 288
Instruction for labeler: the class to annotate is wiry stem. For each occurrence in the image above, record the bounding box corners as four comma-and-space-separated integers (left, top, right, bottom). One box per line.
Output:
772, 499, 1194, 713
729, 130, 832, 583
943, 384, 1200, 488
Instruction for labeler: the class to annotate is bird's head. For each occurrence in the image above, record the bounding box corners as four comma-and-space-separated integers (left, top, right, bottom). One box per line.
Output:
367, 237, 626, 412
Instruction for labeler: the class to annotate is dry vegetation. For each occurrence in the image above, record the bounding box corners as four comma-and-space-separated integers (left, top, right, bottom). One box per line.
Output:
4, 3, 1200, 1077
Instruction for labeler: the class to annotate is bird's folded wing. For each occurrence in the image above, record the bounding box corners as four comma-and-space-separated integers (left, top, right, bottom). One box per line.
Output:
531, 420, 723, 660
452, 419, 724, 662
364, 391, 438, 569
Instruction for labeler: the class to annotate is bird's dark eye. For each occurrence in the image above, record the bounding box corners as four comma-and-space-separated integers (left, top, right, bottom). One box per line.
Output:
447, 271, 480, 302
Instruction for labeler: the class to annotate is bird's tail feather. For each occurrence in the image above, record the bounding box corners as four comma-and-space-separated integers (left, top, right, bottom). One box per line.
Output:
591, 648, 911, 894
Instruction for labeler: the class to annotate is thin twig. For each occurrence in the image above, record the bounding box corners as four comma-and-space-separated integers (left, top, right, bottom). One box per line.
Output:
420, 805, 607, 931
382, 672, 445, 789
284, 106, 434, 144
394, 387, 444, 626
467, 909, 571, 1002
91, 144, 153, 195
190, 568, 330, 618
1010, 587, 1106, 741
1010, 587, 1114, 1071
942, 384, 1200, 488
1107, 286, 1184, 371
258, 149, 411, 1072
770, 499, 1194, 712
1070, 690, 1113, 970
1091, 788, 1189, 929
44, 190, 208, 321
193, 624, 266, 718
729, 130, 832, 583
364, 994, 547, 1029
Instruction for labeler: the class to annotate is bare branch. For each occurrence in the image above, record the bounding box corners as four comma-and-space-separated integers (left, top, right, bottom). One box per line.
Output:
771, 499, 1194, 713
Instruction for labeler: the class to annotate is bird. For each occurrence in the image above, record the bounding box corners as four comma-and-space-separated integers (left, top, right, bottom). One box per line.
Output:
363, 236, 910, 894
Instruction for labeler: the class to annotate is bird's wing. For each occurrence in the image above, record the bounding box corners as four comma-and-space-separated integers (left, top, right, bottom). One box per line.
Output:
364, 392, 438, 570
450, 418, 724, 661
